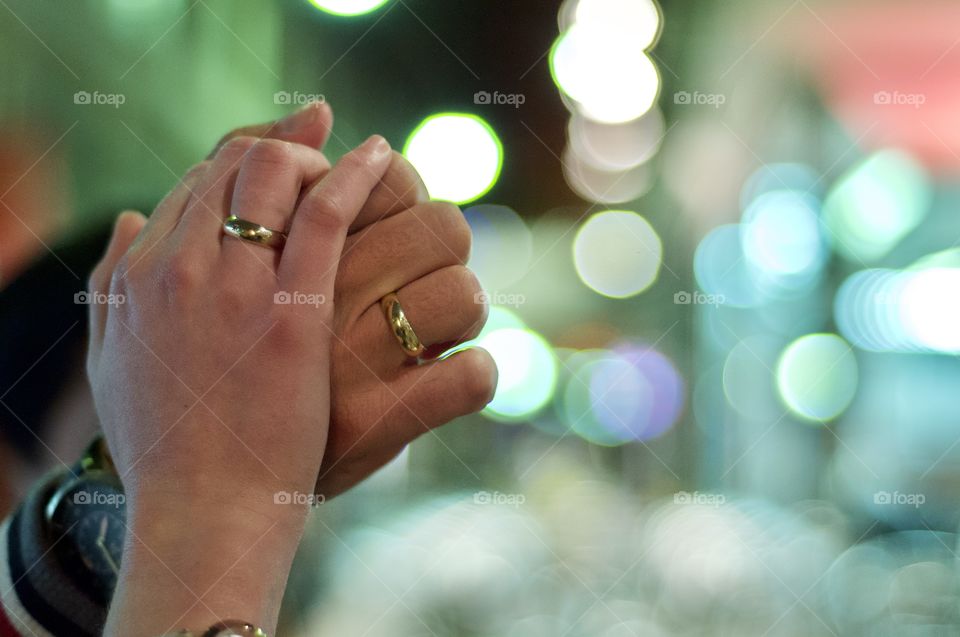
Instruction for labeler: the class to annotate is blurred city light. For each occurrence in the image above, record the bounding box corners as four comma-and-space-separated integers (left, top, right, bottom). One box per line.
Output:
463, 204, 533, 290
563, 351, 653, 446
739, 163, 820, 211
574, 0, 662, 50
562, 147, 653, 203
822, 150, 932, 262
477, 328, 558, 422
567, 108, 664, 171
776, 334, 858, 422
573, 210, 662, 298
307, 0, 390, 16
558, 345, 683, 445
616, 345, 684, 438
835, 267, 960, 354
550, 22, 660, 124
900, 268, 960, 353
693, 224, 761, 307
403, 113, 503, 205
740, 190, 826, 289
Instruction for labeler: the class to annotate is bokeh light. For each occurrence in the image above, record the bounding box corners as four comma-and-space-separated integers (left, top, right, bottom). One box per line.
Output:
568, 108, 664, 171
822, 150, 932, 262
573, 210, 662, 298
693, 224, 761, 307
562, 147, 653, 203
834, 269, 907, 352
574, 0, 662, 50
559, 346, 683, 445
307, 0, 390, 17
739, 163, 820, 211
478, 328, 558, 422
835, 267, 960, 354
464, 205, 533, 290
403, 113, 503, 205
566, 352, 653, 446
776, 334, 858, 422
740, 190, 826, 288
616, 345, 685, 438
550, 22, 660, 124
900, 268, 960, 353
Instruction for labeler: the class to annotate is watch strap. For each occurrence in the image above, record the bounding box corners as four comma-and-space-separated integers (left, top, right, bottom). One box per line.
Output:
1, 468, 105, 637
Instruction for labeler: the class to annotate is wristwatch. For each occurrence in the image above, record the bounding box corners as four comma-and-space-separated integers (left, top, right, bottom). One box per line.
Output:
44, 435, 126, 605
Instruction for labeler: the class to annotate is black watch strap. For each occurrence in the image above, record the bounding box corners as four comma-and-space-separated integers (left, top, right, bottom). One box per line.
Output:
1, 469, 106, 637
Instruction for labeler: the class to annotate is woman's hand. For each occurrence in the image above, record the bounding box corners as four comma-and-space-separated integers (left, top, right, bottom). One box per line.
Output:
89, 134, 393, 636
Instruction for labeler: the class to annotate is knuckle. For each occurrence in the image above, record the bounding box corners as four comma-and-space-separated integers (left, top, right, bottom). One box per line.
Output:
426, 202, 471, 263
267, 309, 314, 353
159, 253, 204, 295
303, 190, 348, 232
212, 126, 256, 156
108, 255, 133, 291
449, 267, 486, 333
216, 136, 259, 163
342, 145, 381, 173
244, 138, 295, 172
182, 161, 211, 184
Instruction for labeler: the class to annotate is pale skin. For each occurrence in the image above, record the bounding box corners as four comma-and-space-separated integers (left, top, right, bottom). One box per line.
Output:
86, 103, 497, 635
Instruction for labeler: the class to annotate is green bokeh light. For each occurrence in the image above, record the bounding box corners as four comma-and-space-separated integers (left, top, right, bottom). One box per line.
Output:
307, 0, 390, 17
403, 113, 503, 205
477, 328, 558, 423
776, 333, 858, 423
822, 150, 932, 262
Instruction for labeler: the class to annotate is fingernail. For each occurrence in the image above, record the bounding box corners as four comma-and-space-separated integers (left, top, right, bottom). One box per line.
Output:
278, 101, 322, 133
361, 134, 390, 157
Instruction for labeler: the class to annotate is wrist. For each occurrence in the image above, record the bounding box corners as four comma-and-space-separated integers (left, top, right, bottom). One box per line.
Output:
105, 486, 309, 637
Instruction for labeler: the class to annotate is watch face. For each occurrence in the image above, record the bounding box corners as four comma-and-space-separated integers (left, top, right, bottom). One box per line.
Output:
73, 508, 125, 587
49, 478, 126, 600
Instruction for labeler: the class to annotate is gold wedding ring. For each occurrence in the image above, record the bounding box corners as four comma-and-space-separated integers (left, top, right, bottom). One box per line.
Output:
381, 292, 424, 357
223, 215, 287, 250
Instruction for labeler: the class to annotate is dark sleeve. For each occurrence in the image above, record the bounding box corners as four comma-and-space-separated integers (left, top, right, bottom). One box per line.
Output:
0, 470, 107, 637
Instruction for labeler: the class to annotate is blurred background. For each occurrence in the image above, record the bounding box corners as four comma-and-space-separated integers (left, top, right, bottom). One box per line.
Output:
2, 0, 960, 635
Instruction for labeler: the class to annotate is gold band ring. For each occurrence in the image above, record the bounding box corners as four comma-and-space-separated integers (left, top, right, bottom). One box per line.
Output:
223, 215, 287, 250
381, 292, 424, 357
